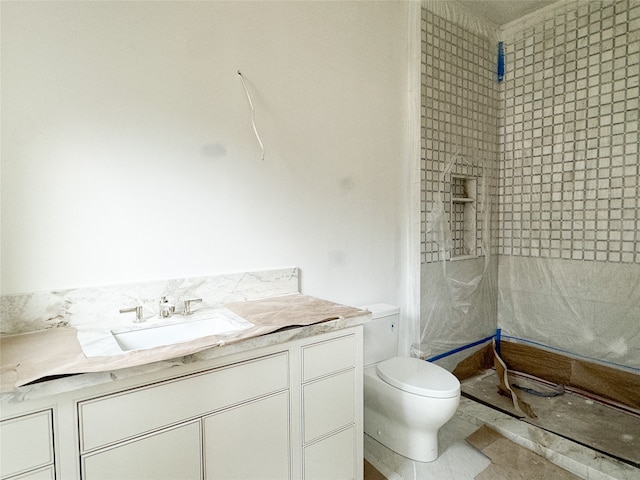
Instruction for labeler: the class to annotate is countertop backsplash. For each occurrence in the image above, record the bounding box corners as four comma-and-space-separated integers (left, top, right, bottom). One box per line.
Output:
0, 268, 300, 335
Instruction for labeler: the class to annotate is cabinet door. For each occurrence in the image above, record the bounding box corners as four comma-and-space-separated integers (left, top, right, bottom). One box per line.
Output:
81, 421, 201, 480
0, 410, 54, 479
304, 426, 356, 480
204, 391, 289, 480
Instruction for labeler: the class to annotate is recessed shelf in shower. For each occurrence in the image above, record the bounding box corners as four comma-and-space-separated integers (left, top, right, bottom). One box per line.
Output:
450, 175, 477, 259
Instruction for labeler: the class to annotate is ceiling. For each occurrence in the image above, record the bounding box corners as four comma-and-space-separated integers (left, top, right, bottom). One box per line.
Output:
455, 0, 560, 25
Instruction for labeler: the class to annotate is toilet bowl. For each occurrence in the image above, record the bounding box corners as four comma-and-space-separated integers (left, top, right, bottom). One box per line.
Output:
362, 304, 460, 463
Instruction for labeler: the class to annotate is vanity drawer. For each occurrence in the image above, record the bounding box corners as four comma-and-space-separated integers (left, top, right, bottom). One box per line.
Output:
303, 369, 355, 443
0, 409, 54, 479
304, 426, 356, 480
302, 333, 355, 382
79, 352, 288, 452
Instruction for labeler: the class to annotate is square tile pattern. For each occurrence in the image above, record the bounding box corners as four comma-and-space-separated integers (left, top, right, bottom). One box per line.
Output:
421, 8, 500, 263
421, 0, 640, 264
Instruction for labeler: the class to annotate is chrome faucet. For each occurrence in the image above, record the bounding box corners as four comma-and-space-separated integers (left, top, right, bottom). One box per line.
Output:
159, 296, 176, 318
183, 298, 203, 315
120, 305, 144, 323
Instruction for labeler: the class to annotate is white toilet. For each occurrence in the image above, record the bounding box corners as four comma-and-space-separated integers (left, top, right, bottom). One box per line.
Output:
362, 304, 460, 463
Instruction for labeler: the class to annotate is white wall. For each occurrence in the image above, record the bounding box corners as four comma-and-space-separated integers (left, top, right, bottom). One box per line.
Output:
1, 1, 412, 309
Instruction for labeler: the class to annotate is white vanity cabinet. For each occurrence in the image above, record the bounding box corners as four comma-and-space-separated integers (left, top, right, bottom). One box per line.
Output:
1, 324, 363, 480
0, 409, 55, 480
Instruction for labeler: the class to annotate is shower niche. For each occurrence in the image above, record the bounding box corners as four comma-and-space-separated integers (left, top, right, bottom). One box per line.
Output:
450, 175, 478, 259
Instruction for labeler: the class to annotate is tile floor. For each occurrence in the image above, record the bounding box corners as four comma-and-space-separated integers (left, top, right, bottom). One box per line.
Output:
364, 397, 640, 480
364, 402, 491, 480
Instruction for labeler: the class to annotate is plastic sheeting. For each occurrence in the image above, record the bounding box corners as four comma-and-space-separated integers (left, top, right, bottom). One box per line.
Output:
419, 259, 497, 366
422, 212, 640, 372
423, 0, 500, 41
418, 0, 640, 375
498, 256, 640, 371
418, 0, 501, 370
419, 147, 499, 368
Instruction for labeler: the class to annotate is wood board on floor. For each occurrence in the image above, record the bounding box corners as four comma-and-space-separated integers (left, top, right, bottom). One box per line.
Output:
466, 425, 581, 480
498, 341, 640, 410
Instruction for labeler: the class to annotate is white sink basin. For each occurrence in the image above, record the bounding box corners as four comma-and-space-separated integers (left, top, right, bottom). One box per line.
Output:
112, 310, 253, 352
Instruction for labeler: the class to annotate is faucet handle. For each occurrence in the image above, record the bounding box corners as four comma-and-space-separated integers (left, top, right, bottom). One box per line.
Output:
184, 298, 203, 315
159, 296, 176, 318
120, 305, 144, 323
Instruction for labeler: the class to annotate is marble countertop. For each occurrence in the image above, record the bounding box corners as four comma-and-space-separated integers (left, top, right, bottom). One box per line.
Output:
0, 294, 369, 404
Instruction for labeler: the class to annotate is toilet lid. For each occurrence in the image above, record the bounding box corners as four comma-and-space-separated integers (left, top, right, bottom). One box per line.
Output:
376, 357, 460, 398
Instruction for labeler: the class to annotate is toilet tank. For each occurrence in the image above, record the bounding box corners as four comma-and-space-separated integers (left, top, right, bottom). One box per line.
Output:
361, 304, 400, 367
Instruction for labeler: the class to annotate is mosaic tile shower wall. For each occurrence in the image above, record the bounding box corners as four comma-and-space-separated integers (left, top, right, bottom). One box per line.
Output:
499, 0, 640, 263
421, 7, 500, 263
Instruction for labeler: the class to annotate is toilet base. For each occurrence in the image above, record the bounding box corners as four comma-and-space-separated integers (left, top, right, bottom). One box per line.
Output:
364, 363, 460, 463
364, 405, 439, 462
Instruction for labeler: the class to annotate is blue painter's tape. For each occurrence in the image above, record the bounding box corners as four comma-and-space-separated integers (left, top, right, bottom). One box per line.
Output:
495, 328, 502, 355
497, 41, 505, 83
425, 333, 496, 363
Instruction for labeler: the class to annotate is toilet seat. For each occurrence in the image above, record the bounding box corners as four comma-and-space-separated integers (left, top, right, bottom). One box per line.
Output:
376, 357, 460, 399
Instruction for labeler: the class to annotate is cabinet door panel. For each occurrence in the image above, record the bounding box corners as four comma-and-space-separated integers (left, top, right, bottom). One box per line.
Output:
82, 421, 201, 480
303, 370, 355, 442
0, 410, 53, 479
304, 426, 355, 480
204, 392, 289, 480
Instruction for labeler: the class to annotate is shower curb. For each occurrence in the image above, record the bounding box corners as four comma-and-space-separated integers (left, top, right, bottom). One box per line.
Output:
457, 397, 639, 480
